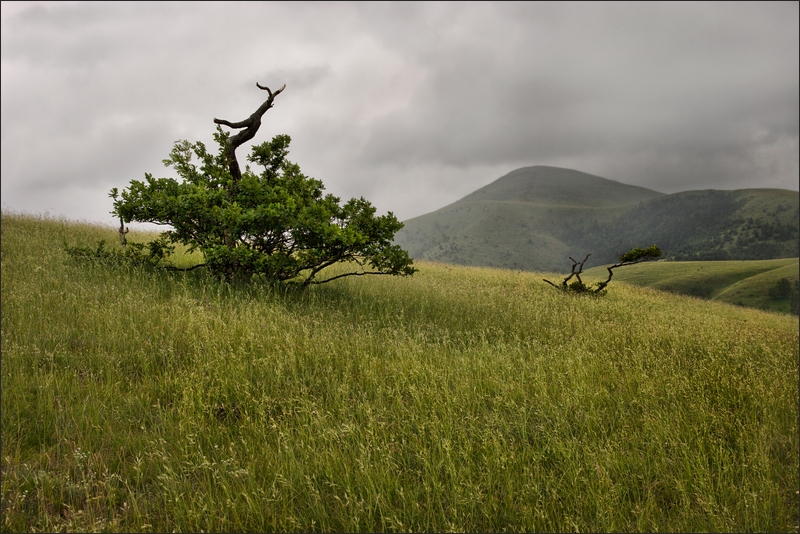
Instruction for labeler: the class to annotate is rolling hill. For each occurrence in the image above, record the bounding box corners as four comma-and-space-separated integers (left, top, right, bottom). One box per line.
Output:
583, 257, 799, 314
394, 166, 799, 273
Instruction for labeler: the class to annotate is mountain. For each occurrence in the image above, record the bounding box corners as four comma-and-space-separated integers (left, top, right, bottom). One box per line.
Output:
394, 166, 799, 273
452, 166, 664, 207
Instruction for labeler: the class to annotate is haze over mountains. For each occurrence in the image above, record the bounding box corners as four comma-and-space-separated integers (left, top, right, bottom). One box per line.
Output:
393, 166, 800, 273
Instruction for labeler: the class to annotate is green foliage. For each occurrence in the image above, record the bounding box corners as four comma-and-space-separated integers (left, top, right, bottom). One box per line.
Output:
793, 282, 800, 316
109, 128, 416, 285
617, 245, 662, 263
769, 277, 800, 315
768, 277, 793, 300
568, 279, 589, 292
65, 235, 174, 269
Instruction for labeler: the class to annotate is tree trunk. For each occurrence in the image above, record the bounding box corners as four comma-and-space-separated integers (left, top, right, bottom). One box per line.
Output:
213, 83, 286, 183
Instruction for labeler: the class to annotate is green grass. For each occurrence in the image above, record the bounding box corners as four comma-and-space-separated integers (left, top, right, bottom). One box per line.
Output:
2, 213, 798, 532
583, 258, 799, 314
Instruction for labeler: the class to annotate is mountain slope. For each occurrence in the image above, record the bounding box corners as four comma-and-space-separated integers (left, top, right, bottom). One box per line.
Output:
453, 166, 664, 207
572, 189, 800, 264
394, 166, 799, 272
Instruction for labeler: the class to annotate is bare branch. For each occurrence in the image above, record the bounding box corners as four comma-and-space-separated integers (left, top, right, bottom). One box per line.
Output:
256, 82, 286, 97
558, 253, 591, 287
545, 246, 661, 293
213, 117, 252, 129
164, 263, 207, 272
214, 82, 286, 183
308, 270, 394, 285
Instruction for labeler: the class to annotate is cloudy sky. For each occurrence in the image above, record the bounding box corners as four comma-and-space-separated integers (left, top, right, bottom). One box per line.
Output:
2, 1, 798, 227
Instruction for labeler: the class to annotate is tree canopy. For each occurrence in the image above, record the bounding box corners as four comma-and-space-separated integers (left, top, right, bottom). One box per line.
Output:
107, 83, 416, 286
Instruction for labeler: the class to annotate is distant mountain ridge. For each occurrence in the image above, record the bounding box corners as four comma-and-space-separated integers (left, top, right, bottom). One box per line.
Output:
394, 166, 799, 273
454, 166, 664, 207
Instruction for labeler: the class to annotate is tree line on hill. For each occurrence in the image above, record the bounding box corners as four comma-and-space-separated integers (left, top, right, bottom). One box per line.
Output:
558, 191, 799, 265
769, 278, 800, 315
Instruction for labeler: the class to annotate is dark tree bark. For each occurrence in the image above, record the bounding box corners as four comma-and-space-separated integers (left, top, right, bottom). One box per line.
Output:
213, 82, 286, 183
543, 253, 591, 289
118, 216, 129, 246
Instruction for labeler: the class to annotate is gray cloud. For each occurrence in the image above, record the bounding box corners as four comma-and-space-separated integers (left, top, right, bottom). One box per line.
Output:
2, 1, 797, 227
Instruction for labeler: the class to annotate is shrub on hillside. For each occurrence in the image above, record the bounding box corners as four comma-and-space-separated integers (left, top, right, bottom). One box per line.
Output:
71, 83, 416, 287
544, 245, 662, 294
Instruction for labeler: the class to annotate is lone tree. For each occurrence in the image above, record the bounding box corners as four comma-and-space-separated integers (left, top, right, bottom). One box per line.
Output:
108, 82, 416, 286
544, 245, 662, 293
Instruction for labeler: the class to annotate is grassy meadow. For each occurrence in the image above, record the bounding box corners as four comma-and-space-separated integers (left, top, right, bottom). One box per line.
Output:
2, 213, 798, 532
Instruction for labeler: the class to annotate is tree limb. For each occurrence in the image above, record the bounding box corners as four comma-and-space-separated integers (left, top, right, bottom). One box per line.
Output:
594, 246, 662, 292
213, 82, 286, 183
307, 270, 394, 285
118, 216, 129, 246
164, 263, 207, 272
544, 253, 591, 289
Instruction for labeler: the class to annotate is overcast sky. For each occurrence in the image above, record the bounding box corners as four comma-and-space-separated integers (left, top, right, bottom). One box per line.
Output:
2, 1, 798, 227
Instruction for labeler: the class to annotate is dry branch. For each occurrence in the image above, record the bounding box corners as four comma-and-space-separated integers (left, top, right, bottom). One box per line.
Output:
213, 82, 286, 182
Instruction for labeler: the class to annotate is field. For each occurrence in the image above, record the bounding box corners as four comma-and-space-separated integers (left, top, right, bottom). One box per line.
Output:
2, 213, 798, 532
583, 258, 799, 314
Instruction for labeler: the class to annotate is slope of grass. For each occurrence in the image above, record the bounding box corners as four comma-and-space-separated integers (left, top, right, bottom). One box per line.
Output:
2, 213, 798, 532
583, 258, 799, 314
716, 262, 799, 314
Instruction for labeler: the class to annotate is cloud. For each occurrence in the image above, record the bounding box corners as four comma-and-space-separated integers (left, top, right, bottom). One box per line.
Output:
1, 1, 797, 226
361, 2, 799, 192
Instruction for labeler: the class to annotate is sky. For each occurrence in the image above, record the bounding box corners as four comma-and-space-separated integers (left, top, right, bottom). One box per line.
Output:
2, 1, 798, 228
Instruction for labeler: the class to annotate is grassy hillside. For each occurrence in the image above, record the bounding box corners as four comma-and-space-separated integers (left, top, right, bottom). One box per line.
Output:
2, 213, 798, 532
394, 166, 799, 272
583, 258, 799, 314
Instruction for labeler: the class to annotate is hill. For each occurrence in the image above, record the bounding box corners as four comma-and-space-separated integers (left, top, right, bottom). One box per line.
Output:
394, 166, 799, 272
583, 258, 799, 314
453, 166, 664, 207
2, 213, 798, 531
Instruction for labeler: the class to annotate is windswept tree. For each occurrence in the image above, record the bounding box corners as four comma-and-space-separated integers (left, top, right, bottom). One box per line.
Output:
108, 83, 416, 286
544, 245, 662, 293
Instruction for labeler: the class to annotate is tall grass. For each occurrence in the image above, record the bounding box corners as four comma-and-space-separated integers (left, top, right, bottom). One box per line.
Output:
2, 213, 798, 532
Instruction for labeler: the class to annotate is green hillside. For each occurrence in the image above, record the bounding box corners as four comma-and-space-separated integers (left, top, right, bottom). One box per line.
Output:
583, 258, 799, 314
394, 167, 800, 272
2, 214, 797, 532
